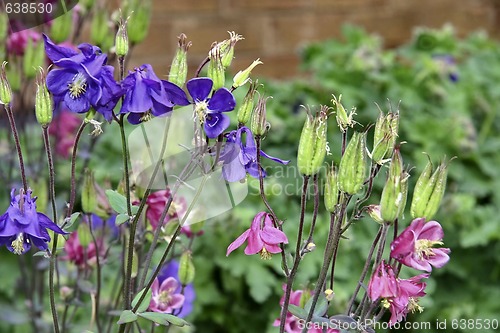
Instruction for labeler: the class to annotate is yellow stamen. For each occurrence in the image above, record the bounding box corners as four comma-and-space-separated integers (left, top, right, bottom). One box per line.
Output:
11, 233, 25, 255
194, 101, 208, 125
68, 73, 87, 99
259, 247, 272, 260
415, 239, 444, 259
408, 297, 424, 313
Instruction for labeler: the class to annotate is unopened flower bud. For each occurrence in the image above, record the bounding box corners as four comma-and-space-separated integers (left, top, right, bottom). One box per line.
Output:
207, 46, 225, 91
0, 62, 13, 105
380, 147, 405, 223
366, 204, 384, 224
338, 131, 367, 195
251, 94, 270, 136
411, 157, 452, 220
60, 286, 74, 301
126, 0, 151, 44
82, 168, 98, 214
50, 13, 72, 43
324, 289, 334, 301
115, 15, 129, 57
297, 106, 330, 176
77, 223, 92, 248
35, 68, 53, 127
179, 251, 195, 285
233, 59, 263, 89
237, 80, 259, 125
168, 33, 191, 87
332, 95, 356, 132
324, 163, 339, 213
304, 242, 316, 253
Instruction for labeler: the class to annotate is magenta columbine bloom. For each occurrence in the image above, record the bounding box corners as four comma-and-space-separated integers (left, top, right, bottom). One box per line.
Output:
120, 64, 189, 124
220, 126, 289, 182
149, 276, 185, 314
386, 274, 429, 325
43, 35, 122, 121
186, 77, 236, 138
390, 218, 450, 272
368, 260, 399, 302
157, 260, 195, 318
226, 212, 288, 259
0, 189, 66, 255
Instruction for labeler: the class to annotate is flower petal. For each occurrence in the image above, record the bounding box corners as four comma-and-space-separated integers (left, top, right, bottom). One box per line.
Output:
204, 113, 230, 138
261, 226, 288, 245
162, 80, 190, 106
43, 34, 79, 62
226, 229, 251, 256
187, 77, 212, 102
260, 150, 290, 165
419, 220, 444, 241
46, 69, 77, 95
207, 87, 236, 112
244, 229, 264, 255
428, 248, 451, 269
64, 93, 90, 113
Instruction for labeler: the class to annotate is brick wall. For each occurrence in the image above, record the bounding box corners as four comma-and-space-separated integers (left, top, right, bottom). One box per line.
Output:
130, 0, 498, 79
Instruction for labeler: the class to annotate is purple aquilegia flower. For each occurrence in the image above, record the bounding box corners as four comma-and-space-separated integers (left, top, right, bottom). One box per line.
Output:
149, 277, 185, 314
0, 189, 66, 254
226, 212, 288, 259
220, 126, 289, 182
157, 260, 195, 317
390, 218, 450, 272
120, 64, 189, 124
44, 35, 122, 121
185, 77, 235, 138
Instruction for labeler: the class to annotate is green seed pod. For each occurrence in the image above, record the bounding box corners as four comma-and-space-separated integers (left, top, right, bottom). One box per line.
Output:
50, 13, 72, 44
410, 158, 435, 219
338, 131, 367, 195
324, 163, 339, 213
397, 171, 409, 218
297, 106, 330, 176
23, 39, 45, 79
237, 80, 258, 125
380, 176, 400, 223
422, 161, 449, 220
126, 0, 151, 44
77, 222, 92, 248
115, 16, 129, 57
168, 33, 191, 87
82, 169, 98, 214
35, 68, 53, 127
232, 59, 263, 89
366, 204, 384, 224
210, 31, 244, 69
178, 251, 195, 285
386, 112, 399, 158
251, 94, 270, 137
207, 46, 225, 91
0, 62, 12, 105
0, 12, 8, 42
332, 94, 356, 132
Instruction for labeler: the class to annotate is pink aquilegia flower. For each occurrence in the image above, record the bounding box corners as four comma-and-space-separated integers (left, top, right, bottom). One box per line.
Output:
48, 109, 81, 158
63, 232, 105, 269
368, 261, 429, 325
226, 212, 288, 259
368, 260, 399, 302
390, 218, 450, 272
149, 277, 185, 314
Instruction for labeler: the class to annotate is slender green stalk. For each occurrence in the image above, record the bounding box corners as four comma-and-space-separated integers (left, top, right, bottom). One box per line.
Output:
42, 126, 61, 333
279, 175, 310, 333
302, 174, 320, 255
88, 214, 102, 333
4, 104, 28, 191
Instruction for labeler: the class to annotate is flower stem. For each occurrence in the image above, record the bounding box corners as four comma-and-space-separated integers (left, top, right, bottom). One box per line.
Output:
302, 174, 320, 255
88, 214, 103, 333
4, 104, 28, 191
279, 175, 309, 333
42, 126, 61, 333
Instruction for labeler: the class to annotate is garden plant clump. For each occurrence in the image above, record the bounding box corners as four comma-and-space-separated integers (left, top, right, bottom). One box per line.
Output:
0, 3, 476, 333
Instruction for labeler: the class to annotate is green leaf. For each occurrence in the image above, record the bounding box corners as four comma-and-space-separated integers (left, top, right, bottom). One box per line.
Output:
77, 279, 95, 293
131, 288, 152, 313
288, 305, 308, 320
137, 312, 189, 327
63, 212, 81, 232
304, 294, 329, 317
115, 213, 129, 226
116, 310, 137, 324
105, 190, 128, 214
131, 205, 139, 215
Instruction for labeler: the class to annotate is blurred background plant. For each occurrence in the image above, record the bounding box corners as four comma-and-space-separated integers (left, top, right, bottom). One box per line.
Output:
1, 0, 499, 330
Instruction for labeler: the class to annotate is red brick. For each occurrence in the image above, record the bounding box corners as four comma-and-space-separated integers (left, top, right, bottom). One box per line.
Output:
226, 0, 311, 11
153, 0, 218, 13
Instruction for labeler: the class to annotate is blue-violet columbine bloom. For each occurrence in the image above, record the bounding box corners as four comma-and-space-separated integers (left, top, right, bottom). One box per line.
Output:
184, 77, 236, 138
120, 64, 189, 124
43, 35, 122, 121
220, 126, 289, 182
0, 188, 66, 254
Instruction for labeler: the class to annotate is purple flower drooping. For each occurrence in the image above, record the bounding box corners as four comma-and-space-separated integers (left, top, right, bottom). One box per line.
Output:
120, 64, 189, 124
220, 126, 289, 182
226, 212, 288, 259
0, 189, 66, 255
149, 277, 185, 314
390, 218, 450, 272
43, 35, 122, 121
185, 77, 235, 138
